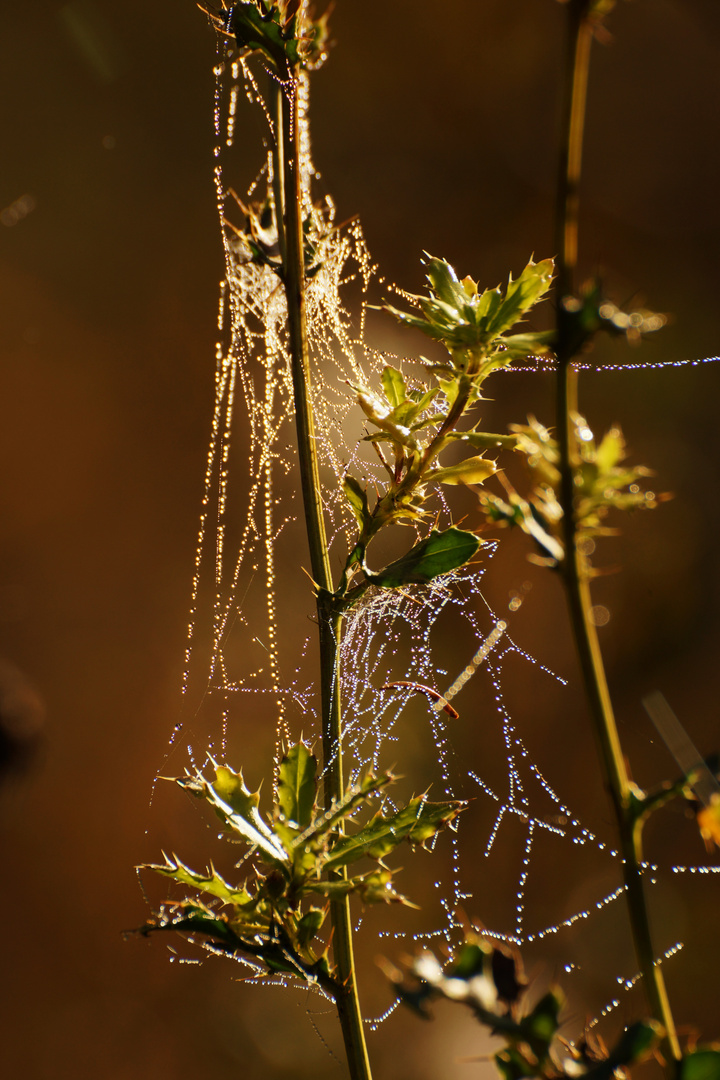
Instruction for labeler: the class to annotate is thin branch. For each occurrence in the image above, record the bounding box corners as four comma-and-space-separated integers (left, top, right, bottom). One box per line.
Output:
274, 74, 374, 1080
554, 3, 680, 1066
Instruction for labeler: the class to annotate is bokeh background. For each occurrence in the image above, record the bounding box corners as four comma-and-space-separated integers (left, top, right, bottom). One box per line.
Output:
2, 1, 720, 1077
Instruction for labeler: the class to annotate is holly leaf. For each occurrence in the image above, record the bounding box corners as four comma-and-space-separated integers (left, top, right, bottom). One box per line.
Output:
446, 431, 518, 451
137, 900, 248, 954
309, 867, 414, 906
367, 526, 481, 588
324, 796, 465, 869
342, 475, 370, 528
483, 258, 555, 337
276, 742, 317, 829
501, 330, 555, 359
295, 907, 325, 948
381, 365, 407, 407
429, 455, 497, 486
290, 770, 395, 851
175, 764, 288, 864
141, 854, 252, 907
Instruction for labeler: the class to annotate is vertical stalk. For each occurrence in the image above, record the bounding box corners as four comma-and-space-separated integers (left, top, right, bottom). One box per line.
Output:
554, 3, 680, 1066
273, 76, 373, 1080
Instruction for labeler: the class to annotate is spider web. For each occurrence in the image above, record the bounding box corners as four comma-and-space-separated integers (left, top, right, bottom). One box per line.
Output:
158, 53, 719, 1038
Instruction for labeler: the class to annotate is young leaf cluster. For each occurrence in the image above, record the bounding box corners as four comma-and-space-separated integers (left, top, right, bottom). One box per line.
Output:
200, 0, 330, 75
137, 743, 464, 994
480, 415, 662, 571
387, 933, 663, 1080
338, 256, 554, 599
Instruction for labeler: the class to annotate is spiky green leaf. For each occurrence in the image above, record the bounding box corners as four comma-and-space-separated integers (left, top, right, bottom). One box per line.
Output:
324, 796, 465, 869
367, 527, 481, 588
202, 779, 288, 863
381, 365, 407, 407
501, 330, 555, 359
277, 742, 317, 829
446, 431, 518, 451
138, 900, 246, 954
483, 259, 555, 337
429, 455, 497, 487
142, 854, 252, 907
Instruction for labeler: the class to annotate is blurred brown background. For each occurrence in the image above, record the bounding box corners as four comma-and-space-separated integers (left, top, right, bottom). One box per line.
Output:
2, 1, 720, 1077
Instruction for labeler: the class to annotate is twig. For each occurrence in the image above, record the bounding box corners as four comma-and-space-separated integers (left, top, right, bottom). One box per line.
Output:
554, 2, 680, 1067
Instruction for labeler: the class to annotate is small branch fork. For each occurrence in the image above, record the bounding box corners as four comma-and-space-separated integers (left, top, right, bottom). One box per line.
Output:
554, 2, 680, 1069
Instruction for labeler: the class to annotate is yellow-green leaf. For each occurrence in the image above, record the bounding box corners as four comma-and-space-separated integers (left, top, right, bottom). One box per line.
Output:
429, 456, 497, 486
277, 742, 317, 829
367, 526, 481, 588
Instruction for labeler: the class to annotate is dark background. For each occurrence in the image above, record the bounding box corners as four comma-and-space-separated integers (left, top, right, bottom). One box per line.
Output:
2, 1, 720, 1077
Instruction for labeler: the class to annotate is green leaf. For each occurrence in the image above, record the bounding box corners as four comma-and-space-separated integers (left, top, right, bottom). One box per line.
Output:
309, 867, 412, 906
277, 742, 317, 829
296, 907, 325, 948
429, 455, 497, 486
424, 256, 467, 308
383, 301, 450, 343
291, 770, 395, 852
402, 386, 440, 427
681, 1050, 720, 1080
447, 431, 518, 451
501, 330, 555, 359
381, 365, 407, 407
436, 376, 460, 410
483, 258, 554, 337
342, 475, 370, 528
367, 526, 481, 588
142, 854, 252, 907
595, 426, 625, 471
212, 764, 262, 820
475, 284, 504, 327
324, 796, 465, 869
201, 777, 288, 864
175, 765, 287, 862
138, 900, 246, 954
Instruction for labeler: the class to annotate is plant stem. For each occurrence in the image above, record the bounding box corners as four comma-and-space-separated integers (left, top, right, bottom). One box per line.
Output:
554, 4, 680, 1066
274, 75, 373, 1080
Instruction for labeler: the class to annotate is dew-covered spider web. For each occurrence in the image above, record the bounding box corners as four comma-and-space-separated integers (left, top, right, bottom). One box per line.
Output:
156, 54, 720, 1039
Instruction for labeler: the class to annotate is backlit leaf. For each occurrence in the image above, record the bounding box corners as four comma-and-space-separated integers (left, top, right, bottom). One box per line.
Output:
277, 742, 317, 829
446, 431, 518, 451
483, 258, 555, 337
367, 527, 481, 588
342, 475, 370, 527
203, 780, 288, 863
429, 455, 497, 486
296, 907, 325, 948
324, 796, 465, 869
142, 854, 252, 907
381, 365, 407, 407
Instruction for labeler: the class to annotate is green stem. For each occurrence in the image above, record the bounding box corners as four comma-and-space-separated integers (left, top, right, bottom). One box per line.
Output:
554, 5, 680, 1067
274, 75, 373, 1080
